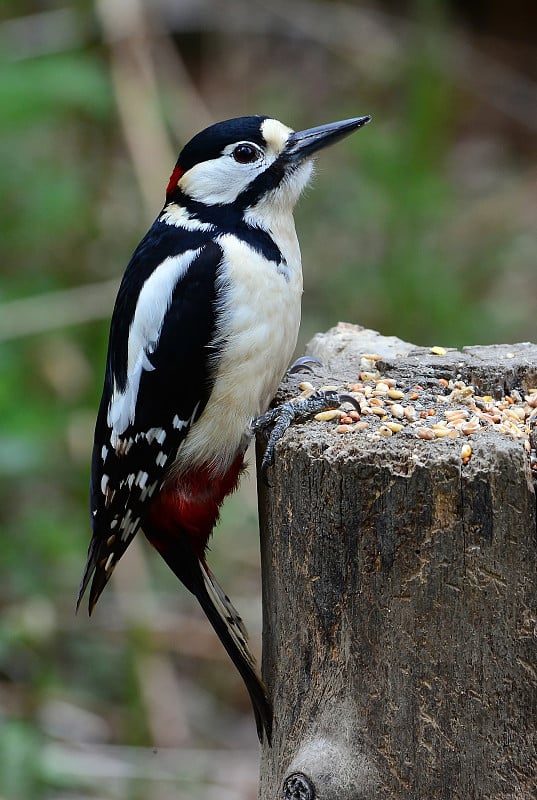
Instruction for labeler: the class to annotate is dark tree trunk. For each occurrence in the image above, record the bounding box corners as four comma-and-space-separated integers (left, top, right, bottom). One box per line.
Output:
257, 324, 537, 800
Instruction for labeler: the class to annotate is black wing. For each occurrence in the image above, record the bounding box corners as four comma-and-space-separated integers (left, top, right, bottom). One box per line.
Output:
78, 232, 225, 612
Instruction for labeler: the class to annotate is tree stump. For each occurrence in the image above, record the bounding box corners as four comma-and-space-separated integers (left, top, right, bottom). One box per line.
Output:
257, 323, 537, 800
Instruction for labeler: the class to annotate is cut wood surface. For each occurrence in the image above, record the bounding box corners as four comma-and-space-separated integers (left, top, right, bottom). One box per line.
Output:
257, 323, 537, 800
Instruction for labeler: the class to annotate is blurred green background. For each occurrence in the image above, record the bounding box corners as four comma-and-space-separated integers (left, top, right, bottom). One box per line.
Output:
1, 1, 536, 797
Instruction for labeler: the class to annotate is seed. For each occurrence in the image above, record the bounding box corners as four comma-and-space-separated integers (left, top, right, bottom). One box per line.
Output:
340, 415, 353, 425
453, 387, 474, 400
434, 427, 458, 438
525, 392, 537, 408
355, 421, 369, 430
431, 422, 453, 436
460, 420, 480, 435
410, 392, 419, 401
417, 427, 435, 440
348, 410, 360, 421
431, 346, 447, 355
420, 410, 434, 419
404, 406, 417, 421
361, 353, 382, 362
359, 371, 379, 382
350, 383, 364, 392
481, 412, 501, 424
373, 382, 390, 396
299, 381, 314, 391
390, 403, 405, 419
510, 427, 526, 439
370, 397, 385, 407
461, 444, 472, 462
377, 425, 392, 436
444, 408, 469, 422
314, 409, 344, 421
319, 384, 338, 392
371, 407, 387, 417
385, 421, 403, 433
506, 407, 526, 422
387, 388, 404, 400
335, 424, 353, 434
439, 378, 449, 387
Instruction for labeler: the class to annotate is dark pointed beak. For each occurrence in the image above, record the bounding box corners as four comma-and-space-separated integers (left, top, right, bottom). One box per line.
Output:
286, 115, 371, 161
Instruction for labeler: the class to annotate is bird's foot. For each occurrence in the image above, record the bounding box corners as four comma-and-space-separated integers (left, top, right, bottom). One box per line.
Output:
287, 355, 322, 376
252, 390, 359, 483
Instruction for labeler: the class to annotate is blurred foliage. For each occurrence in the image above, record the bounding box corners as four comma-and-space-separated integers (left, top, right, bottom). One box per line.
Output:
0, 0, 536, 797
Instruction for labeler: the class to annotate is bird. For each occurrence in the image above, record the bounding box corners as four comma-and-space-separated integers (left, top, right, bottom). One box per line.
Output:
78, 113, 371, 743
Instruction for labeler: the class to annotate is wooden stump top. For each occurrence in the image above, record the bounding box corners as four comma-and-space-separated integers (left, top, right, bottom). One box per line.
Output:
257, 323, 537, 800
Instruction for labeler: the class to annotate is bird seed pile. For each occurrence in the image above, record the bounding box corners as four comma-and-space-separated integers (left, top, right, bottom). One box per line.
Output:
299, 352, 537, 469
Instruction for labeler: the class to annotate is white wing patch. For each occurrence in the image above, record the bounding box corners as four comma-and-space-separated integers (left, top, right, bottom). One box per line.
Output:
107, 250, 200, 439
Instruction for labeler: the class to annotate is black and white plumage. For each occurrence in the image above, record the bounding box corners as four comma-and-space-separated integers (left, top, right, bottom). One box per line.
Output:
78, 114, 371, 742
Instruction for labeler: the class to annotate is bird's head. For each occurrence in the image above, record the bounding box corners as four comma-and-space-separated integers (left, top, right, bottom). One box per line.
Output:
165, 115, 371, 213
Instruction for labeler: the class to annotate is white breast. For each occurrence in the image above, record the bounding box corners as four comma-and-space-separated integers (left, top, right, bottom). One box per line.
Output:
176, 225, 303, 474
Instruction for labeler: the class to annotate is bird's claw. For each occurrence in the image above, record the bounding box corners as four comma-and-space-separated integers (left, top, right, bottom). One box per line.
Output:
253, 390, 359, 484
287, 355, 323, 375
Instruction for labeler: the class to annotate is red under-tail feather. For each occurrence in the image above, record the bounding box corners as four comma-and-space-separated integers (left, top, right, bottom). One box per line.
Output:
145, 456, 272, 743
146, 519, 273, 743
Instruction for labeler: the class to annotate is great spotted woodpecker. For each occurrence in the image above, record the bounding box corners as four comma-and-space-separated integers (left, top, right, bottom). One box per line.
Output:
78, 114, 370, 742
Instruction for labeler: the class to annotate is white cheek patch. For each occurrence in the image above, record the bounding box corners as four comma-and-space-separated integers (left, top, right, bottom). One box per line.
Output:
108, 250, 200, 437
178, 120, 295, 207
180, 155, 269, 206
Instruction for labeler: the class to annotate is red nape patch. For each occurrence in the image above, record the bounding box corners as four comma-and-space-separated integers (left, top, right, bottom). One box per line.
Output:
166, 164, 185, 196
147, 454, 245, 557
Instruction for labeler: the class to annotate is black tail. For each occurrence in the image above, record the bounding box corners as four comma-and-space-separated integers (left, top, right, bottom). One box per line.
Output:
150, 531, 273, 744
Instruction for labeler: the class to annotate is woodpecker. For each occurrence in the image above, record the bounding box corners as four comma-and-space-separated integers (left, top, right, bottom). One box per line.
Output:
78, 113, 370, 742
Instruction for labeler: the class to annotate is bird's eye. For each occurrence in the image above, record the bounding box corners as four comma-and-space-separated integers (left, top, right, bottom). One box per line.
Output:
233, 143, 261, 164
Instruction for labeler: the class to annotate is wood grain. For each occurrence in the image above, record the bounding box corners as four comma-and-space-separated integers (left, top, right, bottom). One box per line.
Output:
257, 324, 537, 800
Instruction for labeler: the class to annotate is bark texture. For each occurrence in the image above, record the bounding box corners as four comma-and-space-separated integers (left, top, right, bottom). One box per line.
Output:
257, 324, 537, 800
